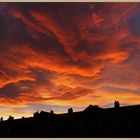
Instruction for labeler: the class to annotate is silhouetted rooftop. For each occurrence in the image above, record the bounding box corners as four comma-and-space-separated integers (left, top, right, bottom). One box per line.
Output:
0, 103, 140, 137
84, 105, 102, 112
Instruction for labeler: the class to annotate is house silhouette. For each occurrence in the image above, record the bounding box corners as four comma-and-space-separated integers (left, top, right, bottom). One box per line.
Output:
0, 101, 140, 137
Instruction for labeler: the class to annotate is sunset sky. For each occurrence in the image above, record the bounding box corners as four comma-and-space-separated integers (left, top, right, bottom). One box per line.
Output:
1, 2, 140, 119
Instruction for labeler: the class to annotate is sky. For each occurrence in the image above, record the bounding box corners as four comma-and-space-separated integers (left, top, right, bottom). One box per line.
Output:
0, 2, 140, 119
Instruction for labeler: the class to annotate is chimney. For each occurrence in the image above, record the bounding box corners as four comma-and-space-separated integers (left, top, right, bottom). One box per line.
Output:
68, 108, 73, 114
114, 101, 120, 109
50, 110, 54, 114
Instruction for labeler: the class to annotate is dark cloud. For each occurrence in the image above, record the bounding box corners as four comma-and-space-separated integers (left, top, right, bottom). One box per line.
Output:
0, 83, 21, 98
29, 68, 54, 84
129, 12, 140, 36
0, 4, 32, 50
100, 86, 140, 94
55, 87, 93, 100
119, 39, 138, 52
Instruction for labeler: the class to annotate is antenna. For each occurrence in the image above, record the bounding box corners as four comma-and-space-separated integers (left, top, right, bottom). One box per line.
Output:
49, 106, 52, 111
48, 106, 54, 114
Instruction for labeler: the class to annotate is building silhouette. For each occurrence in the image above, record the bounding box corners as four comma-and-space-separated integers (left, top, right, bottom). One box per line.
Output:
8, 115, 14, 121
0, 101, 140, 137
0, 117, 3, 122
68, 108, 73, 114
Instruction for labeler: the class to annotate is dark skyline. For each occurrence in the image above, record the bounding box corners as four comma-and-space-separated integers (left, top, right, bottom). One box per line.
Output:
0, 102, 140, 137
